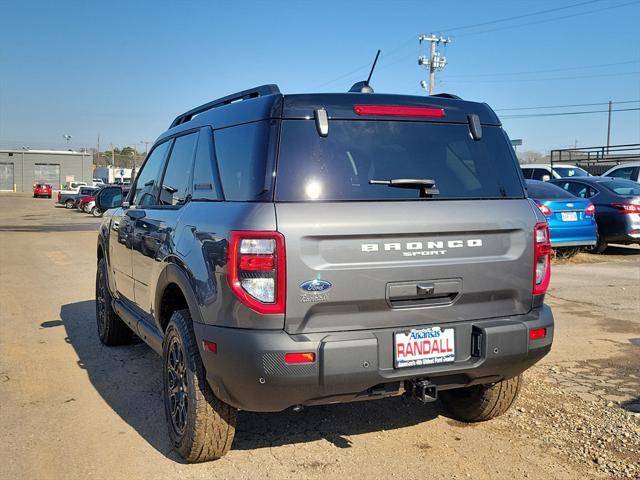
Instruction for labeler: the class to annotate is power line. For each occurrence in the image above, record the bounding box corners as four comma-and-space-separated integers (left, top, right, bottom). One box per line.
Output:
454, 0, 640, 38
495, 100, 640, 111
501, 107, 640, 119
444, 60, 639, 78
445, 70, 640, 83
438, 0, 602, 33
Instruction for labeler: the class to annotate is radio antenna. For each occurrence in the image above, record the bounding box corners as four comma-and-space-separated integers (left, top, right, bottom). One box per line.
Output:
349, 49, 381, 93
366, 49, 381, 86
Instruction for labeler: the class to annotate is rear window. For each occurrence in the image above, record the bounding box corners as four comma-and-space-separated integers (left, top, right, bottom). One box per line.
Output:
525, 180, 575, 199
554, 166, 590, 178
599, 179, 640, 196
275, 120, 524, 201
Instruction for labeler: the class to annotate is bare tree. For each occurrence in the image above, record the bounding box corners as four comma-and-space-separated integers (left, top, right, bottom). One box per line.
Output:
517, 150, 545, 164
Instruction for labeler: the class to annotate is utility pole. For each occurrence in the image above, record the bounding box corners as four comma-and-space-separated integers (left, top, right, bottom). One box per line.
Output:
606, 100, 612, 152
109, 143, 115, 167
418, 34, 451, 95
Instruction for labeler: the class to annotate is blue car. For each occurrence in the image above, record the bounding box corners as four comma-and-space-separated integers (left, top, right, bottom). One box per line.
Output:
525, 180, 597, 250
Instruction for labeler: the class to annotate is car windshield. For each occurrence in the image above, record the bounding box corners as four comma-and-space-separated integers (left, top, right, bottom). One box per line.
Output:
554, 166, 590, 178
525, 180, 575, 199
276, 120, 524, 201
599, 179, 640, 196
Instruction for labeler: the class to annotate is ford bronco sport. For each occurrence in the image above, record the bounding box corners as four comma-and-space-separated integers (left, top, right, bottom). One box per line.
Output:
94, 84, 554, 462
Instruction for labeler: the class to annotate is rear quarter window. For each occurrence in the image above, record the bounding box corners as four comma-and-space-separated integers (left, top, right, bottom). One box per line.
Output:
526, 180, 575, 199
275, 120, 524, 201
213, 120, 276, 201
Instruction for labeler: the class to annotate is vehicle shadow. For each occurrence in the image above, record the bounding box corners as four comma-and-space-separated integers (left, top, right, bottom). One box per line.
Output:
60, 300, 442, 460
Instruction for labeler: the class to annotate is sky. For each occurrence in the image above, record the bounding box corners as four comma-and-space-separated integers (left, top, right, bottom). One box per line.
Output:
1, 0, 639, 153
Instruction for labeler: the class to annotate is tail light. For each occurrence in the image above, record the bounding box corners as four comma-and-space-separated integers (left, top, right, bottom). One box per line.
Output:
354, 105, 445, 118
585, 203, 595, 216
57, 192, 61, 202
611, 203, 640, 214
529, 328, 547, 340
536, 203, 552, 216
227, 231, 286, 314
533, 222, 551, 295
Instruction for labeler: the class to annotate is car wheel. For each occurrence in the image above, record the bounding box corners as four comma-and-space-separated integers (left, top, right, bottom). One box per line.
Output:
555, 247, 579, 259
163, 309, 237, 462
65, 199, 75, 209
588, 238, 608, 254
91, 206, 102, 217
95, 258, 132, 345
439, 375, 522, 422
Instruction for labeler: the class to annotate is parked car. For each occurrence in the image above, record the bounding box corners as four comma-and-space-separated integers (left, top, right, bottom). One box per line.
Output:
525, 180, 596, 256
83, 200, 103, 217
33, 183, 52, 198
92, 178, 106, 187
79, 194, 96, 212
57, 185, 98, 209
94, 84, 553, 462
601, 161, 640, 183
62, 181, 88, 190
550, 177, 640, 252
521, 163, 591, 181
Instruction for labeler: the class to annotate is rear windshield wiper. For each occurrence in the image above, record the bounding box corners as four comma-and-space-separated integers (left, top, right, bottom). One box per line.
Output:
369, 178, 440, 198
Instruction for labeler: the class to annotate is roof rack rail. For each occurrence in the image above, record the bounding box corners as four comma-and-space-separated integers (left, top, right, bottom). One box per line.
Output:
170, 84, 281, 128
431, 93, 461, 100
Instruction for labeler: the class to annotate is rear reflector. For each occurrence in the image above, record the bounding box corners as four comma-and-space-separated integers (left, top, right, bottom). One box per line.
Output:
529, 328, 547, 340
284, 352, 316, 364
239, 254, 274, 271
354, 105, 445, 118
202, 340, 217, 353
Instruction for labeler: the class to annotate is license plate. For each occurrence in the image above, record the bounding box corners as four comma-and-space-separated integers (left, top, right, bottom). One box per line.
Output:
561, 211, 578, 222
394, 327, 455, 368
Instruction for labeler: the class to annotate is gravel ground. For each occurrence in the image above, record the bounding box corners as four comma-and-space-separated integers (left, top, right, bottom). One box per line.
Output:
1, 193, 639, 479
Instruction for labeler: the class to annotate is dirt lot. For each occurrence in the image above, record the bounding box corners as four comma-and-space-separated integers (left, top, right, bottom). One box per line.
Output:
1, 193, 638, 480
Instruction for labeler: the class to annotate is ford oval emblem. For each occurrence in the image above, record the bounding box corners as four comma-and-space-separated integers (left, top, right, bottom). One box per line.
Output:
300, 279, 332, 292
566, 203, 574, 208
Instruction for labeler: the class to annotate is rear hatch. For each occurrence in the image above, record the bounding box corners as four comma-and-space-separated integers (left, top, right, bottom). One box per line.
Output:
274, 97, 539, 334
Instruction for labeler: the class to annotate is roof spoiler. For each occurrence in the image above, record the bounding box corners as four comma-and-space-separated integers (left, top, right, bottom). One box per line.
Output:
170, 84, 281, 128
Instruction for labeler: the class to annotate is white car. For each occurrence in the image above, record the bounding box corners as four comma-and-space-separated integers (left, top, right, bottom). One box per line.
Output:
92, 178, 106, 187
601, 162, 640, 183
83, 200, 103, 217
520, 163, 591, 182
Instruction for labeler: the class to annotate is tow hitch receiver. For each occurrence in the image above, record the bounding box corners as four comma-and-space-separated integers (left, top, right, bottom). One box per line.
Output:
408, 379, 438, 403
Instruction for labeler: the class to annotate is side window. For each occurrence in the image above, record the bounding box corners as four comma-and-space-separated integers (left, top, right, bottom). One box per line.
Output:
213, 120, 273, 201
607, 166, 634, 180
132, 141, 170, 206
563, 181, 591, 198
192, 129, 222, 201
521, 168, 533, 179
159, 133, 198, 206
531, 168, 550, 181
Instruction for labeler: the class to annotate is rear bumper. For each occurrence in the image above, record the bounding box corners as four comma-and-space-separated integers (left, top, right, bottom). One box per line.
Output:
194, 305, 554, 412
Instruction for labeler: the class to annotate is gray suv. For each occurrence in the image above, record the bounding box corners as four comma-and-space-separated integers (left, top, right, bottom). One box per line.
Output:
95, 84, 554, 462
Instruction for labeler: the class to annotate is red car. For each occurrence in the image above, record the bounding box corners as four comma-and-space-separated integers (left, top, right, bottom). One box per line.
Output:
78, 194, 96, 212
33, 183, 52, 198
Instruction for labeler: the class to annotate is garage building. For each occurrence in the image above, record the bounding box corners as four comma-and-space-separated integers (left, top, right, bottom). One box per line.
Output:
0, 149, 93, 192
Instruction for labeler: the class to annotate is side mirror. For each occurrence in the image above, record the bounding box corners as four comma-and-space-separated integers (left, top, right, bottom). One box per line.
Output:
542, 175, 551, 182
96, 186, 124, 210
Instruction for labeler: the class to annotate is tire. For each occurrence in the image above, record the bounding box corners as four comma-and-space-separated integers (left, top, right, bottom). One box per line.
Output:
91, 206, 102, 217
163, 309, 237, 462
554, 247, 579, 259
589, 237, 608, 254
439, 375, 522, 422
65, 199, 75, 209
95, 258, 132, 345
